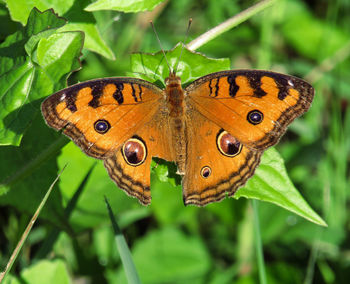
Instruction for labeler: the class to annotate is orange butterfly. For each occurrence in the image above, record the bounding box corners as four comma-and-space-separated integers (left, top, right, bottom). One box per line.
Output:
41, 46, 314, 206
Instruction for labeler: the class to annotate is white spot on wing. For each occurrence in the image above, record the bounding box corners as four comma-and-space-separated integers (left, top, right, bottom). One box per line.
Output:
60, 93, 66, 101
288, 80, 294, 87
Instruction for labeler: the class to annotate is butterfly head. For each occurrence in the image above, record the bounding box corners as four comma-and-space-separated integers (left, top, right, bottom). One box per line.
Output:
165, 71, 181, 88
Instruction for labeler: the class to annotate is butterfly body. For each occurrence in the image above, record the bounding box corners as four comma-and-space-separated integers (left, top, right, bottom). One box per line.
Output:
165, 72, 186, 174
42, 69, 314, 206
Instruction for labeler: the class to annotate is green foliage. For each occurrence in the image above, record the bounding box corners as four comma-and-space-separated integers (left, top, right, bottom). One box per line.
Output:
5, 0, 114, 59
1, 0, 349, 283
237, 148, 326, 226
114, 227, 211, 283
85, 0, 166, 13
131, 43, 231, 84
105, 197, 142, 284
7, 259, 71, 284
0, 8, 82, 146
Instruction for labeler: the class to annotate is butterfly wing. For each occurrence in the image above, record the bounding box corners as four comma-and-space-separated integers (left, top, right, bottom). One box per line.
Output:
185, 70, 314, 149
182, 70, 314, 205
183, 109, 262, 205
103, 111, 176, 205
42, 77, 175, 205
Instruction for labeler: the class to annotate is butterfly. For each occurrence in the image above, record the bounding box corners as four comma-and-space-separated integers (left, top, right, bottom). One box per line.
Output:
41, 47, 314, 206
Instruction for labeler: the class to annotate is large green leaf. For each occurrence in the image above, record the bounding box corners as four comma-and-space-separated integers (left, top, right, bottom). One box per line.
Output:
9, 259, 71, 284
85, 0, 165, 12
131, 43, 231, 84
0, 114, 68, 223
235, 148, 326, 226
0, 8, 83, 225
5, 0, 74, 24
5, 0, 114, 59
0, 8, 83, 146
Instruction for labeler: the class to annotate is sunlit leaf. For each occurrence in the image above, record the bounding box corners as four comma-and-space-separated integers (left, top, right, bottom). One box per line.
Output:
5, 0, 115, 59
0, 8, 82, 146
236, 148, 326, 226
85, 0, 165, 13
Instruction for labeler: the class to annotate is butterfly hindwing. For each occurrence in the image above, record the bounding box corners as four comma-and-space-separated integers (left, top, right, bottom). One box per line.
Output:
104, 110, 176, 205
183, 108, 262, 205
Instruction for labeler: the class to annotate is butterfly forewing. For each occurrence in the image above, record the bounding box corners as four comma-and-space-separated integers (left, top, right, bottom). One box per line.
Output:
42, 77, 165, 158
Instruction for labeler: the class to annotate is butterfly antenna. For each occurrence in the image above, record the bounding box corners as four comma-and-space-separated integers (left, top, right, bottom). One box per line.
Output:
174, 18, 192, 74
150, 21, 172, 74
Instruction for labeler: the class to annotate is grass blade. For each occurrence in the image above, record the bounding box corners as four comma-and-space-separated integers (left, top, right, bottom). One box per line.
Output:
0, 165, 67, 283
104, 197, 141, 284
34, 163, 96, 259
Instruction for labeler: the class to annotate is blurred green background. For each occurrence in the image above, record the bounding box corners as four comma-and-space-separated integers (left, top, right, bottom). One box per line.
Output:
0, 0, 349, 283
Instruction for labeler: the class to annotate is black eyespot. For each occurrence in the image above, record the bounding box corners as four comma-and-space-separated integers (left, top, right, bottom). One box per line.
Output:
201, 166, 211, 178
217, 130, 242, 157
94, 119, 110, 134
247, 110, 263, 125
122, 137, 147, 166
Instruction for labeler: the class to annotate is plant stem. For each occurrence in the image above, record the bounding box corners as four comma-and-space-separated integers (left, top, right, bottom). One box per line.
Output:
252, 200, 267, 284
0, 166, 65, 282
187, 0, 277, 51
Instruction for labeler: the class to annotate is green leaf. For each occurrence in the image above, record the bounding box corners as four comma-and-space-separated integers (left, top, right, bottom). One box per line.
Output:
116, 227, 211, 283
5, 0, 115, 59
105, 197, 142, 284
85, 0, 165, 12
4, 259, 70, 283
20, 259, 71, 284
0, 8, 66, 74
0, 8, 83, 225
0, 8, 83, 146
235, 148, 327, 226
150, 170, 197, 226
59, 22, 115, 60
131, 43, 231, 85
0, 114, 67, 224
5, 0, 73, 25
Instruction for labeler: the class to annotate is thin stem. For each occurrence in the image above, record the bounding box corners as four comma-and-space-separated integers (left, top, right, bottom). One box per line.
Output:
0, 166, 66, 282
304, 237, 321, 284
252, 200, 267, 284
187, 0, 277, 51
